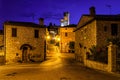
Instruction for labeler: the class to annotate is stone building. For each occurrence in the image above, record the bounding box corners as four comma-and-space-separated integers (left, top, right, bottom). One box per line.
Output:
4, 21, 46, 63
0, 30, 4, 56
0, 30, 4, 45
59, 25, 76, 53
74, 7, 120, 63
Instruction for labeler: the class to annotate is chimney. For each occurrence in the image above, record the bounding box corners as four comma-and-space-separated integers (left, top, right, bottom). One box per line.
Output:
89, 6, 96, 16
39, 18, 44, 26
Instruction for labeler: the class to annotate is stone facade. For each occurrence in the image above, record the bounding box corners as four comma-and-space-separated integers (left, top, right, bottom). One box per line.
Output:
59, 26, 76, 53
4, 21, 46, 63
0, 31, 4, 56
75, 14, 120, 63
97, 20, 120, 47
0, 30, 4, 46
75, 17, 97, 62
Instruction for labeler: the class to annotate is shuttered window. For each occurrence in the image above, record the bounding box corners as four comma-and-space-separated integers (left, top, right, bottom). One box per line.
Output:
34, 30, 39, 38
111, 24, 118, 36
12, 28, 17, 37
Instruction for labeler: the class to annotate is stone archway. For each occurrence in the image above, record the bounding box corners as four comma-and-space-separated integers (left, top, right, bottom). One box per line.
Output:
20, 44, 33, 62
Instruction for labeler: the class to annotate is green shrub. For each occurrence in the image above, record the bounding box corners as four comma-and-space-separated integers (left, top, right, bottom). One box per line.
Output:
88, 45, 108, 63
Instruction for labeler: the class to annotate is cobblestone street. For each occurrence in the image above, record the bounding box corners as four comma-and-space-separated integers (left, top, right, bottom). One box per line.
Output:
0, 45, 120, 80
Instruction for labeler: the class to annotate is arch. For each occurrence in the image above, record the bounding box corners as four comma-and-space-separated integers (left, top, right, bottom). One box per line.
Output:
20, 44, 33, 50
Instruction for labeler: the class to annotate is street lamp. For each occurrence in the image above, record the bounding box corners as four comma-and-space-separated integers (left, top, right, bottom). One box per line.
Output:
46, 35, 50, 40
56, 37, 60, 42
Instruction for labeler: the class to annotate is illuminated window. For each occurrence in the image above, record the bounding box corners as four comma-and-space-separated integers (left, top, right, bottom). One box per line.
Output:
12, 28, 17, 37
65, 32, 68, 37
111, 24, 118, 36
34, 30, 39, 38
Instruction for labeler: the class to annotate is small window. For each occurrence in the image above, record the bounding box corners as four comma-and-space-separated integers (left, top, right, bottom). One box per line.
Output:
111, 24, 118, 36
79, 43, 82, 48
16, 53, 19, 56
104, 26, 107, 32
12, 28, 17, 37
34, 30, 39, 38
65, 32, 68, 37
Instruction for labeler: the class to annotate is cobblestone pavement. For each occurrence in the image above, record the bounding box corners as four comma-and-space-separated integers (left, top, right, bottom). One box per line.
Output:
0, 45, 120, 80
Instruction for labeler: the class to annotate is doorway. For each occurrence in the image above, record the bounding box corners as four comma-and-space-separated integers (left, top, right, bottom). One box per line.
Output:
20, 44, 32, 62
22, 47, 28, 62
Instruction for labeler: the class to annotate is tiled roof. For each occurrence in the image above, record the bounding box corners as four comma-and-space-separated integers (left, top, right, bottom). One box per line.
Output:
80, 14, 120, 21
4, 21, 46, 28
74, 15, 120, 32
94, 15, 120, 20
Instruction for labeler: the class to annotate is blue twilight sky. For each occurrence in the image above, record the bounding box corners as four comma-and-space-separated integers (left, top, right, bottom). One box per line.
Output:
0, 0, 120, 29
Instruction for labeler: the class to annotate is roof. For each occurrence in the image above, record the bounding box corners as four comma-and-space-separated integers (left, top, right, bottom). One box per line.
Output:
94, 15, 120, 20
74, 14, 120, 32
4, 21, 46, 28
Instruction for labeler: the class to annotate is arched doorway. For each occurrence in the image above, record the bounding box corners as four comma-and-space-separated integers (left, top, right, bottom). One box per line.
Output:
22, 47, 28, 62
20, 44, 33, 62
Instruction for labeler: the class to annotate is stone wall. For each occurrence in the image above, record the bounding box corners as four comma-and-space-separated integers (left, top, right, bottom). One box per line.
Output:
85, 60, 108, 71
4, 24, 46, 63
97, 20, 120, 47
0, 35, 3, 46
75, 19, 120, 63
75, 20, 97, 62
60, 27, 75, 53
84, 42, 118, 72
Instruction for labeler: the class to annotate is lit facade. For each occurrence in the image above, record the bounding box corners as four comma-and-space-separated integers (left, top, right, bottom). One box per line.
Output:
74, 7, 120, 63
59, 25, 76, 53
4, 21, 46, 63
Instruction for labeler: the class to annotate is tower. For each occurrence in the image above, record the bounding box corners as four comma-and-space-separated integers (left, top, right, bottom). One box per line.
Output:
61, 12, 70, 26
61, 18, 64, 27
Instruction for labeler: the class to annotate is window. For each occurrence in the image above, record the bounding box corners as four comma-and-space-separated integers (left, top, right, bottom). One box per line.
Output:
34, 30, 39, 38
111, 24, 118, 36
104, 26, 107, 32
65, 32, 68, 37
12, 28, 17, 37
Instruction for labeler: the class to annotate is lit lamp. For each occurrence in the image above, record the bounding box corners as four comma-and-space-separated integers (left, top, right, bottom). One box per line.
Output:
56, 37, 60, 41
55, 37, 60, 42
46, 35, 50, 40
